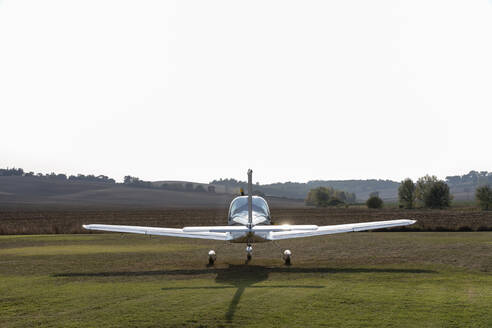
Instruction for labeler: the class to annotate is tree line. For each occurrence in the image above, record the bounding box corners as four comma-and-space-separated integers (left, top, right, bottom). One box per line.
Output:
212, 177, 398, 200
0, 167, 115, 183
363, 175, 491, 210
124, 175, 212, 193
445, 170, 492, 187
398, 175, 491, 210
304, 176, 455, 209
305, 173, 492, 211
0, 167, 214, 193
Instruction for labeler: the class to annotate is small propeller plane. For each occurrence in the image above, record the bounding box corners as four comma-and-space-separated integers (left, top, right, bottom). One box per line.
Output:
83, 170, 416, 265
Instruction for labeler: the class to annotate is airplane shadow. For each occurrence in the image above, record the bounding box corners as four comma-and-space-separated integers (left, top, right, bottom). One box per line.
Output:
159, 265, 326, 322
54, 266, 435, 278
54, 265, 435, 323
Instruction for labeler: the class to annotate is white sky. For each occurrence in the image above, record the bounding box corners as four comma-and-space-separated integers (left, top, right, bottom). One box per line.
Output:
0, 1, 491, 184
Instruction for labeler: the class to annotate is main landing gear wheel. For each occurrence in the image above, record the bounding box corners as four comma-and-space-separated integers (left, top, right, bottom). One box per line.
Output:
246, 245, 253, 262
208, 250, 216, 265
283, 250, 292, 265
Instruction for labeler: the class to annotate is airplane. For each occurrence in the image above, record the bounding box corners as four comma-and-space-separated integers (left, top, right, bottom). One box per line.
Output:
83, 169, 416, 265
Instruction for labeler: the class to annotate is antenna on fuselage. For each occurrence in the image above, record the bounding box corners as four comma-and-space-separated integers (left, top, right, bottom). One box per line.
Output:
247, 169, 253, 228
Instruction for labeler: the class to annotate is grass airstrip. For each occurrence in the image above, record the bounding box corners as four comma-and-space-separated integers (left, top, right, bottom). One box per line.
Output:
1, 232, 491, 327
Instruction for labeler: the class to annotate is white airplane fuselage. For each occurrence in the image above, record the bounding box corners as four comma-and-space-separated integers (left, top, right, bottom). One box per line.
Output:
227, 195, 272, 243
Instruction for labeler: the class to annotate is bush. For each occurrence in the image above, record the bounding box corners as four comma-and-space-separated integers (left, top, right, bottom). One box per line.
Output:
366, 196, 383, 209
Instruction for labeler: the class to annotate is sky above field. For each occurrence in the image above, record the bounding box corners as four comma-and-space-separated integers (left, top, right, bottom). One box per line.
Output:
0, 1, 491, 184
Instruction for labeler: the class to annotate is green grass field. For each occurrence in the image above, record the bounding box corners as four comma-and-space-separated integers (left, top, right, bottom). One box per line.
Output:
1, 232, 491, 327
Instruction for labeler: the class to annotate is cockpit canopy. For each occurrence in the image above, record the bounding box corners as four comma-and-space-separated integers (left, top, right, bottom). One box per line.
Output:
228, 196, 270, 221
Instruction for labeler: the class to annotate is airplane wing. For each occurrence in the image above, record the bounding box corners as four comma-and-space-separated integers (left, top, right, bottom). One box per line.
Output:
267, 219, 416, 240
83, 219, 416, 241
82, 224, 229, 241
183, 225, 319, 232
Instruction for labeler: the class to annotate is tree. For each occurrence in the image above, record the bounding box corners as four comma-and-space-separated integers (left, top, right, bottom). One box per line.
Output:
476, 185, 492, 210
369, 191, 379, 198
195, 185, 206, 192
305, 186, 355, 207
185, 182, 194, 191
124, 175, 135, 184
253, 190, 266, 197
167, 183, 184, 191
398, 178, 416, 209
416, 175, 452, 209
315, 187, 330, 206
415, 175, 438, 204
123, 175, 152, 188
56, 173, 67, 180
445, 175, 462, 185
424, 181, 451, 208
0, 167, 24, 176
366, 195, 383, 209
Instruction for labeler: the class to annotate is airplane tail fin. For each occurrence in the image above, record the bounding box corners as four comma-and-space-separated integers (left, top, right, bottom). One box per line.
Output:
247, 169, 253, 228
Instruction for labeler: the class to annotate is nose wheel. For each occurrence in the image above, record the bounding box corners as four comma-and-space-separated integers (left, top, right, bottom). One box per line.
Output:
283, 250, 292, 265
246, 245, 253, 262
208, 250, 216, 265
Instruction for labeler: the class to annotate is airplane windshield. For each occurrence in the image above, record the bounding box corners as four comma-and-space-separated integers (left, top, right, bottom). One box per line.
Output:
229, 197, 269, 217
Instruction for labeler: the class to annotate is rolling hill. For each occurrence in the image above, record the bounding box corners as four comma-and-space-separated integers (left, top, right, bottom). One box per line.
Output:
0, 176, 303, 209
